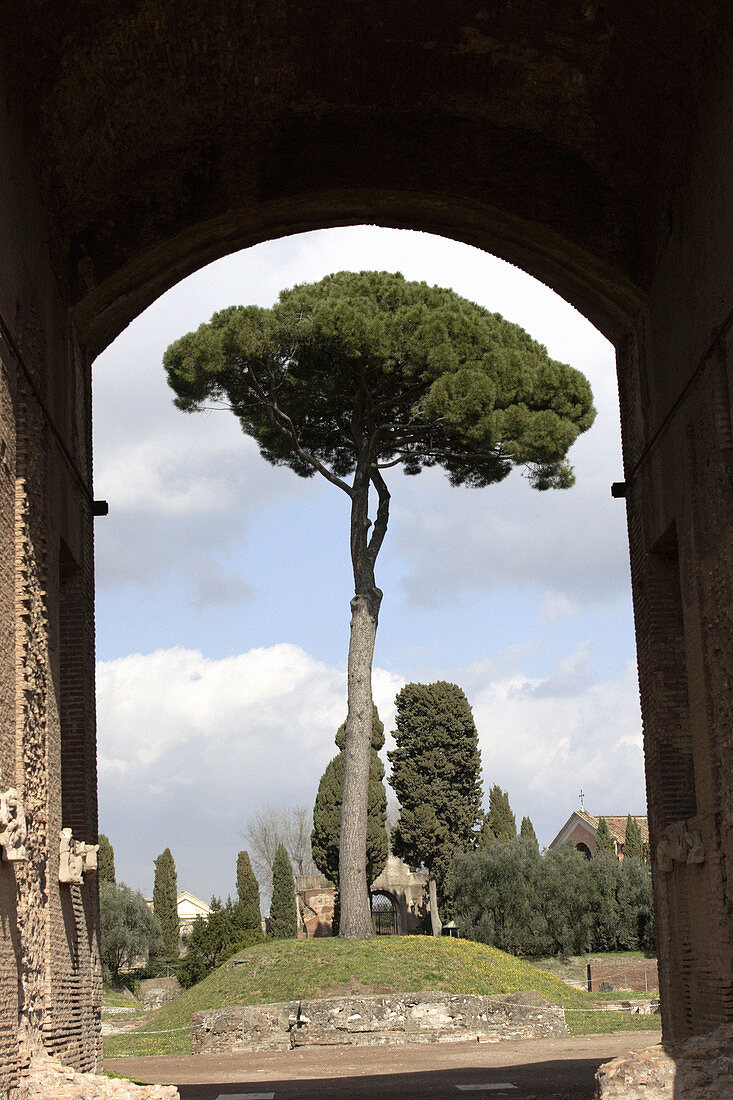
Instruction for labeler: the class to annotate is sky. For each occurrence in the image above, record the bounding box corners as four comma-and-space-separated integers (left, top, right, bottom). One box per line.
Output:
92, 226, 645, 903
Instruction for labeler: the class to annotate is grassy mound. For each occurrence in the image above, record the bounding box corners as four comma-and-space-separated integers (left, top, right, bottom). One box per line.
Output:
104, 937, 660, 1059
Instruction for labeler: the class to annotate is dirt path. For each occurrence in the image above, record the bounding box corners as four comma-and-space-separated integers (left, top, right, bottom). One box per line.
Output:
106, 1029, 660, 1099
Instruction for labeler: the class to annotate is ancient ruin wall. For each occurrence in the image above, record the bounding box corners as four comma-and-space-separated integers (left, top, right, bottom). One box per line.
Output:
0, 43, 102, 1091
0, 331, 20, 1094
617, 57, 733, 1038
193, 992, 567, 1053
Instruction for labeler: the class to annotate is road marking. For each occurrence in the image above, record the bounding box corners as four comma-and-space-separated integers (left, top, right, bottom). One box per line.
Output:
456, 1085, 518, 1092
214, 1093, 275, 1099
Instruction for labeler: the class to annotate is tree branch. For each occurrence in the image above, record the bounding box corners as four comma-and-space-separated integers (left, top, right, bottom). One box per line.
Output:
367, 468, 391, 567
245, 364, 353, 496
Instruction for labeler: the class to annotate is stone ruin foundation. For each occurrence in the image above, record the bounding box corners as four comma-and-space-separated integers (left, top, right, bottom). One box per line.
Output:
192, 990, 567, 1053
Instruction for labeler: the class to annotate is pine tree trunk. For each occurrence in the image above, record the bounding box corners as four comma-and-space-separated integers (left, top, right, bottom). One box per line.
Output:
338, 457, 386, 939
338, 587, 381, 937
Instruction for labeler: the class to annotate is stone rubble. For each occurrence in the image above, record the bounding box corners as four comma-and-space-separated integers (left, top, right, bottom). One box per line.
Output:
595, 1022, 733, 1099
12, 1055, 179, 1100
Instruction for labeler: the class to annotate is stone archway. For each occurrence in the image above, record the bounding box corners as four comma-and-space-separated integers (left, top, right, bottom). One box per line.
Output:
0, 6, 732, 1089
371, 893, 398, 936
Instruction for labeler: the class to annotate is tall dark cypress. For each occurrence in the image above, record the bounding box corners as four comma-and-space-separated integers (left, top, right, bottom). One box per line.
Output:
388, 681, 483, 893
519, 815, 540, 853
97, 833, 116, 884
623, 814, 644, 859
153, 847, 179, 957
311, 706, 388, 889
483, 786, 517, 843
269, 843, 298, 939
236, 850, 262, 931
595, 817, 616, 854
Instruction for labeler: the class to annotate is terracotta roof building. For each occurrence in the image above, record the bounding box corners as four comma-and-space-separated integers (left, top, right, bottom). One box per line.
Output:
549, 808, 649, 860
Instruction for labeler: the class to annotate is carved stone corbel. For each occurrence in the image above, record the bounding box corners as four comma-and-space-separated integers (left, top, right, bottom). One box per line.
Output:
59, 828, 83, 883
80, 842, 98, 874
0, 786, 28, 861
59, 828, 98, 883
657, 820, 705, 873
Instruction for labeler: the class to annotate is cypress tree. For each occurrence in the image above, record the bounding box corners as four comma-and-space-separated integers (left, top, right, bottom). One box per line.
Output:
97, 834, 116, 884
623, 815, 644, 859
594, 817, 616, 854
153, 847, 180, 957
388, 682, 483, 894
236, 850, 262, 931
269, 843, 298, 938
519, 816, 540, 853
483, 786, 517, 843
312, 707, 388, 889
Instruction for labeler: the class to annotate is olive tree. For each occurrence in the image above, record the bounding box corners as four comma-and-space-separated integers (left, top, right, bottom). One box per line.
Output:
164, 270, 596, 936
100, 881, 162, 983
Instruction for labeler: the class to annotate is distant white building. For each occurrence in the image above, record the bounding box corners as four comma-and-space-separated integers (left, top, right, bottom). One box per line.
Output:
177, 890, 211, 937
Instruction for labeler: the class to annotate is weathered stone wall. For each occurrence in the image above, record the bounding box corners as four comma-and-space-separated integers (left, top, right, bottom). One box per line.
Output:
15, 1055, 178, 1100
0, 34, 101, 1094
617, 54, 733, 1040
595, 1022, 733, 1099
138, 977, 182, 1010
297, 856, 429, 937
192, 991, 567, 1053
0, 329, 20, 1092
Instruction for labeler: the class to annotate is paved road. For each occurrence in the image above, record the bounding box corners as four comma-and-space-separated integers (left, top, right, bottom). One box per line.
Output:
106, 1031, 660, 1099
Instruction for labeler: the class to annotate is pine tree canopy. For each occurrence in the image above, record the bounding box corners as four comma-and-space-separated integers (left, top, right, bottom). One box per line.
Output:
164, 270, 596, 493
97, 834, 116, 884
388, 681, 483, 889
269, 843, 298, 939
236, 850, 262, 931
594, 817, 616, 854
152, 847, 179, 957
312, 707, 388, 889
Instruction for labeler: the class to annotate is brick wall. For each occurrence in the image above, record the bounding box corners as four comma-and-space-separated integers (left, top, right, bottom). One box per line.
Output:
0, 346, 20, 1090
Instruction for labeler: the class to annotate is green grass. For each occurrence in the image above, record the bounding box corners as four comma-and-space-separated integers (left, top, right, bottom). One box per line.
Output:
103, 937, 660, 1060
103, 986, 140, 1009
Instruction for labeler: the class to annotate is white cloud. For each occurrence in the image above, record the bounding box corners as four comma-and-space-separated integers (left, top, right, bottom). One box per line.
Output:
539, 593, 580, 623
390, 406, 629, 608
97, 640, 643, 899
93, 226, 624, 614
462, 650, 645, 842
